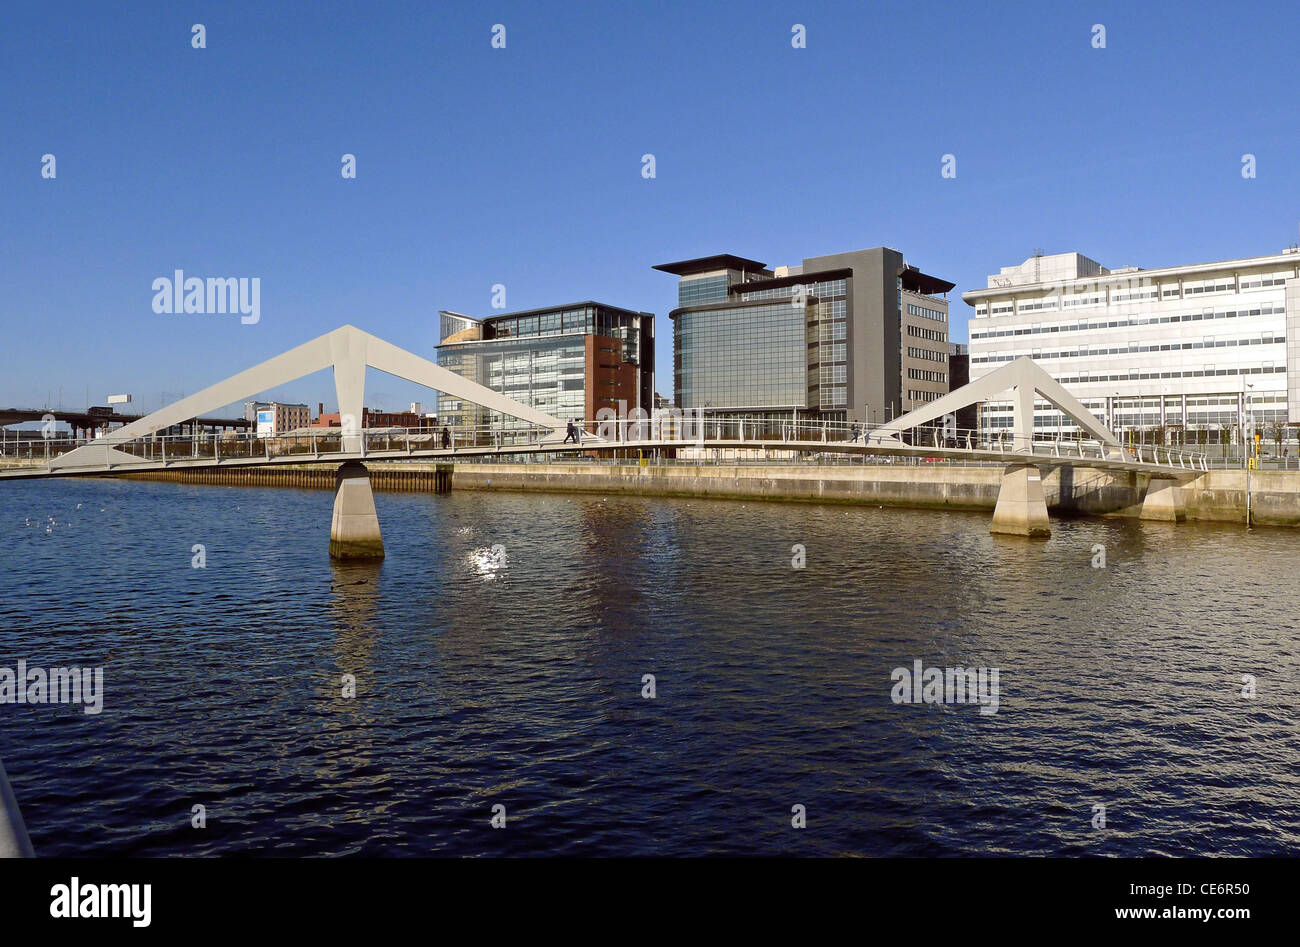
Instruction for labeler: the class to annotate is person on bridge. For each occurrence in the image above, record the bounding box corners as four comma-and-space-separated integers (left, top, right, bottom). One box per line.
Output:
563, 420, 579, 444
850, 423, 860, 443
441, 426, 451, 450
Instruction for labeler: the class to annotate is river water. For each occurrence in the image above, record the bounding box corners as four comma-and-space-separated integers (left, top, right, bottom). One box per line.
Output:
1, 477, 1297, 856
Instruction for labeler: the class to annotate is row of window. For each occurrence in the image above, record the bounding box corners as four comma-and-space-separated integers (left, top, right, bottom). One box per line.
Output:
974, 334, 1283, 365
819, 365, 847, 384
819, 321, 847, 341
907, 346, 947, 363
981, 364, 1287, 387
907, 324, 947, 342
983, 393, 1286, 414
738, 279, 848, 302
821, 385, 847, 406
491, 308, 593, 338
820, 342, 847, 362
990, 394, 1282, 413
908, 368, 947, 382
906, 303, 947, 323
817, 298, 847, 319
980, 409, 1288, 429
1110, 290, 1160, 304
975, 275, 1290, 316
1183, 280, 1235, 295
969, 303, 1284, 340
908, 390, 943, 403
678, 275, 731, 307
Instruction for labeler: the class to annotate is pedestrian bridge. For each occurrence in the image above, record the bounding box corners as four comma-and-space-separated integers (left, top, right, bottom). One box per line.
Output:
0, 325, 1204, 550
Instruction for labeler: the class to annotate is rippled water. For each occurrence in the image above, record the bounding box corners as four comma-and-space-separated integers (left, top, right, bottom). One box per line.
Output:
1, 476, 1298, 856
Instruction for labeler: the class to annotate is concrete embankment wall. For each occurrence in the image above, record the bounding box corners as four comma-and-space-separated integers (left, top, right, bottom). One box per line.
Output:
1181, 468, 1300, 526
450, 462, 1146, 516
449, 462, 1300, 527
119, 461, 1300, 526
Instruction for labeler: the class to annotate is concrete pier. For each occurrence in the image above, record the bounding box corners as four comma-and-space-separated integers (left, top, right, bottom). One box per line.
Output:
990, 464, 1051, 537
1140, 477, 1187, 523
329, 461, 385, 559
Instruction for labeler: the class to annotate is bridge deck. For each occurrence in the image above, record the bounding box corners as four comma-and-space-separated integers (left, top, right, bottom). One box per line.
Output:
0, 437, 1204, 481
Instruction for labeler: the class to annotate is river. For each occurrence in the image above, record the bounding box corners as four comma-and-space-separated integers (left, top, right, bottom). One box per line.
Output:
1, 477, 1297, 855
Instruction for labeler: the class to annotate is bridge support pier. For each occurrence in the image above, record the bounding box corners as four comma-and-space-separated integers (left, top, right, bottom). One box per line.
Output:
990, 463, 1051, 538
1140, 477, 1186, 523
329, 461, 385, 559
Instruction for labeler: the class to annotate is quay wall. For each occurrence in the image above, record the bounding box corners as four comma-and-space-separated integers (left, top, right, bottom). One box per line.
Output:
121, 463, 453, 493
118, 462, 1300, 526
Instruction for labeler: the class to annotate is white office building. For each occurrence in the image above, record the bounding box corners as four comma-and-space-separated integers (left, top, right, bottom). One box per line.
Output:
963, 247, 1300, 445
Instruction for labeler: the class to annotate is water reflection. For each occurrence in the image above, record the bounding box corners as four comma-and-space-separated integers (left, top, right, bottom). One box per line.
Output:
467, 544, 507, 581
328, 558, 382, 724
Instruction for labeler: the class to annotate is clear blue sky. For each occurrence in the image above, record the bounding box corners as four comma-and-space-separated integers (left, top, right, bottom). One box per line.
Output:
3, 0, 1297, 416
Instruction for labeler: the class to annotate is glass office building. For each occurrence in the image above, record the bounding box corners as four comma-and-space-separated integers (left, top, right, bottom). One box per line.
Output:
435, 302, 654, 431
675, 300, 808, 411
656, 250, 954, 425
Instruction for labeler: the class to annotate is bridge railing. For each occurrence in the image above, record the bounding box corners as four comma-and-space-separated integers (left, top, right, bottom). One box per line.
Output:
0, 423, 560, 471
0, 435, 90, 470
578, 416, 1209, 471
0, 417, 1210, 472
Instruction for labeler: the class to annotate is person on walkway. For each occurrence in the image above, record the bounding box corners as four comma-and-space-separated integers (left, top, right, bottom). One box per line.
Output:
441, 426, 451, 450
850, 423, 859, 443
563, 420, 577, 444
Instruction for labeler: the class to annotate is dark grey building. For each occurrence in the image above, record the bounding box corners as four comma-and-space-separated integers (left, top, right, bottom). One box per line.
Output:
655, 249, 955, 425
947, 342, 977, 432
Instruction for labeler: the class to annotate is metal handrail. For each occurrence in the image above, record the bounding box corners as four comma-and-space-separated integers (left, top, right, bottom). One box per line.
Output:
0, 417, 1213, 472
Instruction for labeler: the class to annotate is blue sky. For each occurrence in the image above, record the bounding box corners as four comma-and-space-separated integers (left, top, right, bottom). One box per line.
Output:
3, 0, 1297, 417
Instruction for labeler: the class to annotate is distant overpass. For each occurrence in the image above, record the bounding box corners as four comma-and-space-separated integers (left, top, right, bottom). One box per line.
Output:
0, 407, 249, 437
